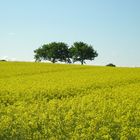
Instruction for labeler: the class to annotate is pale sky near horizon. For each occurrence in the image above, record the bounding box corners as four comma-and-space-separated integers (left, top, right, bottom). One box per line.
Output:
0, 0, 140, 66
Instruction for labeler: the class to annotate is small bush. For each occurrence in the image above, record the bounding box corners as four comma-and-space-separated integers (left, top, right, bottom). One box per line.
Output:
106, 63, 116, 67
0, 59, 7, 62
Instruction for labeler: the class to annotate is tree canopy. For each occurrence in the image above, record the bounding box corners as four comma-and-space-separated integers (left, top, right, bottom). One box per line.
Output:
69, 42, 98, 65
34, 42, 70, 63
34, 41, 98, 64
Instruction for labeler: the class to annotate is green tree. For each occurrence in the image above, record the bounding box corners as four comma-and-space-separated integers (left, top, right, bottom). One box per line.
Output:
34, 47, 45, 62
69, 42, 98, 65
34, 42, 70, 63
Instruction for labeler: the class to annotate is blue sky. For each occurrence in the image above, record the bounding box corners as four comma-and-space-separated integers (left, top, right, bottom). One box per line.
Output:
0, 0, 140, 66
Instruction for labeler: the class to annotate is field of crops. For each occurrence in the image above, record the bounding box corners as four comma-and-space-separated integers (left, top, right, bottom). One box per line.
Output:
0, 62, 140, 139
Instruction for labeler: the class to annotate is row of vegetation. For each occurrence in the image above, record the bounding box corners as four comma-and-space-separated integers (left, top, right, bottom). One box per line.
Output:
34, 42, 98, 65
0, 62, 139, 139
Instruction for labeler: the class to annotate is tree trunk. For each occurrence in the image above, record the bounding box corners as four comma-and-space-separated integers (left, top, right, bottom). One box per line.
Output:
81, 60, 84, 65
52, 58, 55, 63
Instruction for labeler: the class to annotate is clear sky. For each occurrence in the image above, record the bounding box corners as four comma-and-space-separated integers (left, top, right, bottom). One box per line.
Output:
0, 0, 140, 66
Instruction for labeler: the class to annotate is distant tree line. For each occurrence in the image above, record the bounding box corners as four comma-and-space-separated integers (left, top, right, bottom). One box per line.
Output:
34, 42, 98, 65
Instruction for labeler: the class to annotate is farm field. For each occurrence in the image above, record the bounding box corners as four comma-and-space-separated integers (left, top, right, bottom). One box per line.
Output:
0, 62, 140, 139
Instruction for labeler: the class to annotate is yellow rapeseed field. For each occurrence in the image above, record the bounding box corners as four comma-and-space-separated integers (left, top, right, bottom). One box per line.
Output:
0, 62, 140, 139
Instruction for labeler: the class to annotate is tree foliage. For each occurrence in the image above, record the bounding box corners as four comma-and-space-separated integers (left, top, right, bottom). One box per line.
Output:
34, 42, 70, 63
34, 41, 98, 64
69, 42, 98, 65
